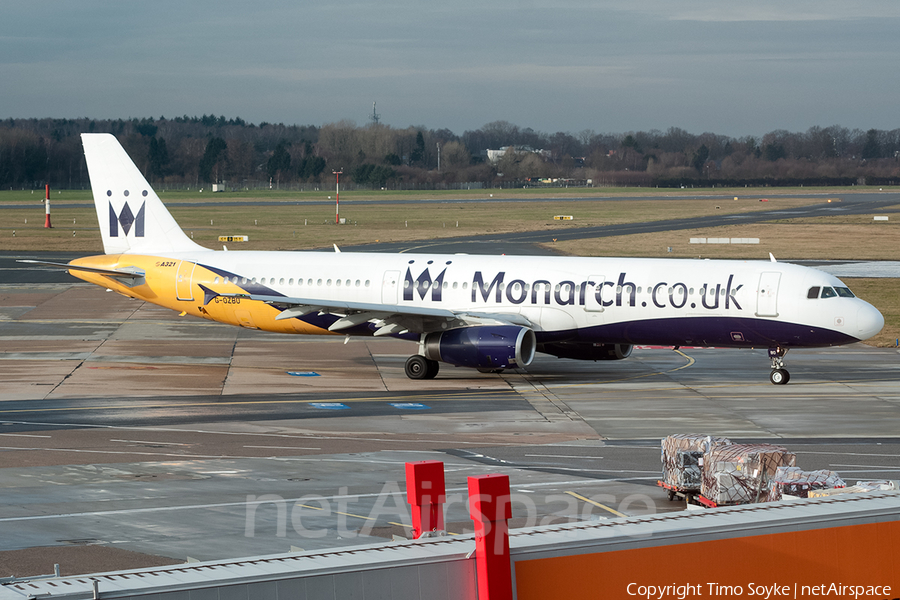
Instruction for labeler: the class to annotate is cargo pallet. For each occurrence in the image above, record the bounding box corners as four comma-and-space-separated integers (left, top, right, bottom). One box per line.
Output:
657, 480, 700, 503
696, 494, 752, 508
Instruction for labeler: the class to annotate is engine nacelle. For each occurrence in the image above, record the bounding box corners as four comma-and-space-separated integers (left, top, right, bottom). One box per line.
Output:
424, 326, 536, 370
538, 342, 633, 361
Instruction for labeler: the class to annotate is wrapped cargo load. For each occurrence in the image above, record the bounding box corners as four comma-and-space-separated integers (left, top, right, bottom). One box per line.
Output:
808, 480, 898, 498
661, 434, 732, 491
766, 467, 845, 501
701, 444, 795, 505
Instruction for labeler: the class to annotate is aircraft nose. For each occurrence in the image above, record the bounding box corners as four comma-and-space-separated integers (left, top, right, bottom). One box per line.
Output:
857, 302, 885, 341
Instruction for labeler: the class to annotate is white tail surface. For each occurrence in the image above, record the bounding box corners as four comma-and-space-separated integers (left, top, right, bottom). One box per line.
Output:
81, 133, 207, 255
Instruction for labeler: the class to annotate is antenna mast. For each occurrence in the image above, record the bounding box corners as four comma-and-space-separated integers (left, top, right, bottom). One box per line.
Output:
371, 102, 380, 124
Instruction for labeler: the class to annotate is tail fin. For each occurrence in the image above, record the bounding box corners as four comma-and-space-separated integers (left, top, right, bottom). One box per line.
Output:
81, 133, 207, 255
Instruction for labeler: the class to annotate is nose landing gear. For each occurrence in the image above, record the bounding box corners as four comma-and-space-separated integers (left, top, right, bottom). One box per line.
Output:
768, 346, 790, 385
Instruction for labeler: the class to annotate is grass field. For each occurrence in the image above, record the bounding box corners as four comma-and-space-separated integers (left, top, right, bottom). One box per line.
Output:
0, 195, 823, 253
550, 221, 900, 261
1, 188, 897, 346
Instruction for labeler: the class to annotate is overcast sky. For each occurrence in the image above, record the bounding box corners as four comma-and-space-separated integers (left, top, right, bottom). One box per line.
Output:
3, 1, 899, 137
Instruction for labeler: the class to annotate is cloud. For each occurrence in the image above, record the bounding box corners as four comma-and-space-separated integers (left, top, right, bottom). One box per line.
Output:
660, 0, 900, 22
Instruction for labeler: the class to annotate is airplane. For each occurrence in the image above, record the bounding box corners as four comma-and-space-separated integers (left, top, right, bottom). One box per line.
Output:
22, 133, 884, 385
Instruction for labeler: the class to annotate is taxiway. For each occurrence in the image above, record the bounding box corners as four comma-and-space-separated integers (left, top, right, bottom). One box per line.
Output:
0, 281, 898, 571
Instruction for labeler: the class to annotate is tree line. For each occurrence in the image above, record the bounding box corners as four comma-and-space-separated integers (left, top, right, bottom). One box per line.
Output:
1, 116, 899, 190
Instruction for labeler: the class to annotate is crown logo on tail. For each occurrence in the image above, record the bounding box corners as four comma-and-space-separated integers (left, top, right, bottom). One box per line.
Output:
109, 201, 145, 237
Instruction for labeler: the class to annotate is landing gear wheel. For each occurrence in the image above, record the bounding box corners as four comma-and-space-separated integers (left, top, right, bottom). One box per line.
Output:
405, 355, 439, 380
405, 355, 428, 380
424, 358, 440, 379
767, 347, 790, 385
769, 369, 790, 385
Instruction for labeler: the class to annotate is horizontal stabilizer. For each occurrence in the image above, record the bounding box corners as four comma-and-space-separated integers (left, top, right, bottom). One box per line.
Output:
17, 259, 145, 280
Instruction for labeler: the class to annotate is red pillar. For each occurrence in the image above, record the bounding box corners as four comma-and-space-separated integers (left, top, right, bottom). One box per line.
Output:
405, 461, 446, 538
468, 474, 513, 600
44, 184, 52, 228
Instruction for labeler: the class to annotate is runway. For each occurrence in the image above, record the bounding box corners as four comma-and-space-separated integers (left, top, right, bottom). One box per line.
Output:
1, 280, 899, 572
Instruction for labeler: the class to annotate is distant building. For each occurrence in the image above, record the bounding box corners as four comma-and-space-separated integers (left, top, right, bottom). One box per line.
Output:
485, 146, 550, 164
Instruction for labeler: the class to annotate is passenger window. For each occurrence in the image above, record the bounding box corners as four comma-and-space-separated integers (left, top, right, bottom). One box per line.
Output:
807, 287, 820, 299
836, 287, 855, 298
821, 287, 837, 299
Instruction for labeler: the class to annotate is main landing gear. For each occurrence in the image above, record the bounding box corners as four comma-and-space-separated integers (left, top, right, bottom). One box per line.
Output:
768, 346, 790, 385
405, 355, 440, 380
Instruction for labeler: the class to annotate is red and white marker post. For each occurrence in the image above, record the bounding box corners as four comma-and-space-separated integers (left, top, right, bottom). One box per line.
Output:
333, 170, 342, 224
44, 184, 52, 228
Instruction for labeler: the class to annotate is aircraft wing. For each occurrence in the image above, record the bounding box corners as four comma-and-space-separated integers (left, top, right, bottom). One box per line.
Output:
198, 284, 535, 335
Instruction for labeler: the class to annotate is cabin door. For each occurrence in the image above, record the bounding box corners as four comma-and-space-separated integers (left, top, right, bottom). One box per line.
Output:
176, 261, 196, 301
382, 271, 400, 304
756, 272, 781, 317
583, 275, 606, 312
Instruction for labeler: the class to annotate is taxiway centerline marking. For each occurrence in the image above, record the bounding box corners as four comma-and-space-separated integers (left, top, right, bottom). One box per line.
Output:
564, 491, 627, 518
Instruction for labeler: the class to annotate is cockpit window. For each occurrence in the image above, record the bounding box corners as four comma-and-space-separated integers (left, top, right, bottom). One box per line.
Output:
835, 287, 855, 298
820, 287, 837, 299
807, 286, 820, 299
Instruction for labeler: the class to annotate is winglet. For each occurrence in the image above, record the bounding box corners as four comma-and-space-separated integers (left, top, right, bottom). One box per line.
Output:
333, 244, 341, 253
769, 253, 777, 262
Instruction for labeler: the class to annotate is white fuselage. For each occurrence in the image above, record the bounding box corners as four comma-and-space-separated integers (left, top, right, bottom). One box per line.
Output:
146, 249, 883, 349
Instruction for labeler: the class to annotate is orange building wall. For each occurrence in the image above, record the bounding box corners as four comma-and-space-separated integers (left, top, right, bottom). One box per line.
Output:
515, 521, 900, 600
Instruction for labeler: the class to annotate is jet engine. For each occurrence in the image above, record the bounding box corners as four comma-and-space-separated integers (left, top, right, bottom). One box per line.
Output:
538, 342, 633, 361
424, 325, 536, 370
